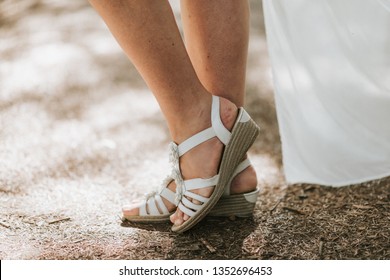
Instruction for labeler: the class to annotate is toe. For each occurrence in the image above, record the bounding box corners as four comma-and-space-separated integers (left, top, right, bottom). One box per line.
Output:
171, 208, 185, 226
174, 216, 184, 226
170, 211, 177, 223
122, 203, 140, 217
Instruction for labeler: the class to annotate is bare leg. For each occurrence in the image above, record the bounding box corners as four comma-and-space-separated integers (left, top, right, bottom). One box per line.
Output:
89, 0, 211, 142
88, 0, 238, 218
170, 0, 258, 224
181, 0, 250, 107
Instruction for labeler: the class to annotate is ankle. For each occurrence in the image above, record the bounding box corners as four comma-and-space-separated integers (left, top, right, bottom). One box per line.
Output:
230, 165, 258, 194
169, 95, 238, 144
219, 97, 238, 131
170, 94, 212, 143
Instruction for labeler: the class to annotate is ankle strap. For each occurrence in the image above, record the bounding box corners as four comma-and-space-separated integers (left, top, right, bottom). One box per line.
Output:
211, 96, 231, 145
178, 127, 215, 156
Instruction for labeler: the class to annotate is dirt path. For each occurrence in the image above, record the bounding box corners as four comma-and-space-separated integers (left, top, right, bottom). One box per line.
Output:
0, 0, 389, 260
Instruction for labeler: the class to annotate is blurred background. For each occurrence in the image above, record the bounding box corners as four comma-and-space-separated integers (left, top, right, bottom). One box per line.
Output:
0, 0, 388, 260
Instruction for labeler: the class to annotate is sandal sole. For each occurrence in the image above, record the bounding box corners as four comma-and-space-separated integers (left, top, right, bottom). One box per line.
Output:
122, 188, 259, 223
122, 213, 174, 223
171, 108, 260, 233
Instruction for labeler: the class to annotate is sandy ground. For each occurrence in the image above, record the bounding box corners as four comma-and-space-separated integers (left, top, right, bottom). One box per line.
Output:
0, 0, 389, 260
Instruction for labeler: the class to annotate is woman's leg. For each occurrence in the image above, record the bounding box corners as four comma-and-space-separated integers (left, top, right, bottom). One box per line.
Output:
180, 0, 250, 107
88, 0, 238, 218
171, 0, 257, 224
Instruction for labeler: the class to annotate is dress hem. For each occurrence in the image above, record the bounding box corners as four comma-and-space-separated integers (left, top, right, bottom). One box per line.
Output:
285, 171, 390, 187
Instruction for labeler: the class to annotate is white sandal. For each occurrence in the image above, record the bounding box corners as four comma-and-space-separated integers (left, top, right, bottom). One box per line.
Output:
122, 158, 260, 223
170, 96, 260, 233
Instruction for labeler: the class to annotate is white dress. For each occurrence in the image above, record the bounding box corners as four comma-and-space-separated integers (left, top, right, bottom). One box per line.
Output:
262, 0, 390, 186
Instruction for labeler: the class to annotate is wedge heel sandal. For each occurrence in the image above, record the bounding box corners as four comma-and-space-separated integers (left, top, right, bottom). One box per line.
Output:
171, 97, 260, 233
122, 96, 260, 232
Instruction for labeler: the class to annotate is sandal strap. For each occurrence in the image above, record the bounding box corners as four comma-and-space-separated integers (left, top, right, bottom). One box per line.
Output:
146, 197, 160, 215
182, 190, 209, 203
233, 158, 251, 177
211, 95, 231, 145
178, 202, 197, 217
179, 187, 213, 217
159, 185, 176, 205
183, 175, 219, 191
139, 190, 172, 216
139, 196, 159, 216
181, 196, 204, 211
177, 176, 216, 216
178, 127, 215, 157
154, 194, 170, 215
139, 202, 147, 216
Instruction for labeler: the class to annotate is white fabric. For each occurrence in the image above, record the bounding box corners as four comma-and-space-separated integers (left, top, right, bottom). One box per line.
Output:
263, 0, 390, 186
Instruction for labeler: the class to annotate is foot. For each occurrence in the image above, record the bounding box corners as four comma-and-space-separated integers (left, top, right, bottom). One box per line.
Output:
122, 97, 257, 220
122, 158, 257, 218
169, 97, 257, 226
